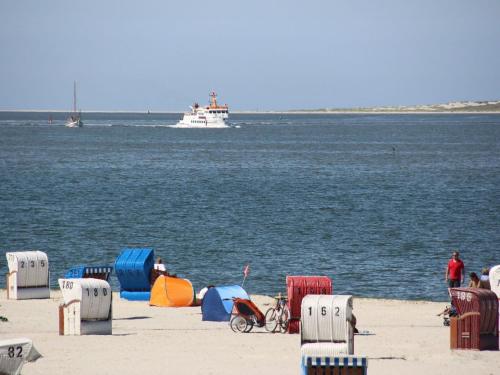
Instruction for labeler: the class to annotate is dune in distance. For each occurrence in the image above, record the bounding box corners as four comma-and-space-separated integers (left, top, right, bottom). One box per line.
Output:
287, 100, 500, 114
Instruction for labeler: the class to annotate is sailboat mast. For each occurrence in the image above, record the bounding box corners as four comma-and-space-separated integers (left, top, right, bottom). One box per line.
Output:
73, 81, 77, 113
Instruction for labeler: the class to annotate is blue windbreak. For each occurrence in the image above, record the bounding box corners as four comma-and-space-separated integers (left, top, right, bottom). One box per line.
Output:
217, 285, 250, 313
201, 285, 249, 321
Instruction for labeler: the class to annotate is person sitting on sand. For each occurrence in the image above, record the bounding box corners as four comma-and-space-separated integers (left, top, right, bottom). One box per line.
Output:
480, 267, 491, 290
154, 257, 166, 272
150, 257, 169, 285
437, 302, 458, 326
468, 272, 481, 288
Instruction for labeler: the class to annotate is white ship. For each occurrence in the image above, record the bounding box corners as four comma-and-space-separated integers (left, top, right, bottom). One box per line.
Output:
171, 92, 229, 128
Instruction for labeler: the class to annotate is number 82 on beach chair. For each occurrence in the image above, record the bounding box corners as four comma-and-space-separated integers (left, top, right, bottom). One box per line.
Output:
0, 338, 42, 375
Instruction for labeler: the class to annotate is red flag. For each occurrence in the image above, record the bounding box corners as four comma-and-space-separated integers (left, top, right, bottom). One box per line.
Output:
243, 264, 250, 278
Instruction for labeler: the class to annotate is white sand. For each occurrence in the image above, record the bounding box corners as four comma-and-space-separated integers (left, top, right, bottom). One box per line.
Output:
1, 290, 498, 375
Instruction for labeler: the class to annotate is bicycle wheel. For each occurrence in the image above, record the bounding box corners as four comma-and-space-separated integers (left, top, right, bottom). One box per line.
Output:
229, 315, 239, 332
265, 308, 278, 333
230, 315, 248, 333
279, 305, 290, 333
244, 319, 254, 333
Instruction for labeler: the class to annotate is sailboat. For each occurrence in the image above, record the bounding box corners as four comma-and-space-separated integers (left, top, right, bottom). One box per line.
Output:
66, 81, 83, 128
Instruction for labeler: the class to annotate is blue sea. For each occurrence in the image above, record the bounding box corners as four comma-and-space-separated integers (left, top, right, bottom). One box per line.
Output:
1, 112, 499, 301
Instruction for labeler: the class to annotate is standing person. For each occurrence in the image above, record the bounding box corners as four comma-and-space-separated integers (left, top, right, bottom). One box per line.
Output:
445, 251, 465, 288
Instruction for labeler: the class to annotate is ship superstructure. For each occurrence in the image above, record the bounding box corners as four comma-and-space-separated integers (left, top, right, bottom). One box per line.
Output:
172, 92, 229, 128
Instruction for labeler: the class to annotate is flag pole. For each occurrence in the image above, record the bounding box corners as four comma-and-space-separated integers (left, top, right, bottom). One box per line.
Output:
241, 264, 250, 287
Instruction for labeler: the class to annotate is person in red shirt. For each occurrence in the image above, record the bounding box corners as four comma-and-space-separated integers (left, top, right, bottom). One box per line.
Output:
445, 251, 465, 288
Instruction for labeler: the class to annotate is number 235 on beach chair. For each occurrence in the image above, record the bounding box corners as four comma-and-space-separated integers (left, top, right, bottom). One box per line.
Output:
300, 295, 368, 375
5, 251, 50, 300
58, 278, 112, 335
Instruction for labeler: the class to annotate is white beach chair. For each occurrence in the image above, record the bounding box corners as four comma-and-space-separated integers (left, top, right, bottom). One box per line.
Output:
490, 265, 500, 298
299, 295, 367, 373
301, 294, 354, 354
0, 338, 42, 375
5, 251, 50, 300
58, 278, 112, 335
490, 265, 500, 348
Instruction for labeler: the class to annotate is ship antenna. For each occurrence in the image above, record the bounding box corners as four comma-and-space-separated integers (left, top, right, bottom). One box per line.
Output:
210, 91, 217, 107
73, 81, 77, 113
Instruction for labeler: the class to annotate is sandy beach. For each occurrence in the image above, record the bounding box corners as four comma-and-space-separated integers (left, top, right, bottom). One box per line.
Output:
1, 290, 498, 375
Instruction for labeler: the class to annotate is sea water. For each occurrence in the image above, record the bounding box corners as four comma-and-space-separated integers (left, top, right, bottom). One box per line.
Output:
0, 112, 499, 301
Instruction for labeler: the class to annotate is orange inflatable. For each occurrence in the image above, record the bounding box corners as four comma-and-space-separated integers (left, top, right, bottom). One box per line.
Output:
149, 275, 194, 307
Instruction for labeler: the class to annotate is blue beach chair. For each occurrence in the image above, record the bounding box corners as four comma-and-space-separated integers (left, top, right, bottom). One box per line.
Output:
114, 248, 155, 301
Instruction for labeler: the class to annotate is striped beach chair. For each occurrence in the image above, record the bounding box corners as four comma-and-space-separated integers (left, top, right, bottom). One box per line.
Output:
301, 354, 368, 375
65, 265, 113, 281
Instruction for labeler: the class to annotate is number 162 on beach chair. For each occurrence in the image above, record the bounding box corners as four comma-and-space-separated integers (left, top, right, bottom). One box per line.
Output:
300, 295, 368, 374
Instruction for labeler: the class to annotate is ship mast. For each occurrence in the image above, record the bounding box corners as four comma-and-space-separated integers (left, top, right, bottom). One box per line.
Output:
73, 81, 77, 113
209, 91, 217, 107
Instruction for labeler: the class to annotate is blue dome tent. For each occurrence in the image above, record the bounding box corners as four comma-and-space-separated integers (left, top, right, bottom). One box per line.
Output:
201, 285, 249, 321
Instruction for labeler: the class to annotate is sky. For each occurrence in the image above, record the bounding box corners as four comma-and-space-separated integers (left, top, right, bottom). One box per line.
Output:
1, 0, 499, 111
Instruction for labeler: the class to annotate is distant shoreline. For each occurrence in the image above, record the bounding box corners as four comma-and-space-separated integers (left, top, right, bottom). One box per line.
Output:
2, 99, 500, 114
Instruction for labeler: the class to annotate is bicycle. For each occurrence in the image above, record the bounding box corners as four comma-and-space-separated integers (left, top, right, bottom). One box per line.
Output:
264, 293, 289, 333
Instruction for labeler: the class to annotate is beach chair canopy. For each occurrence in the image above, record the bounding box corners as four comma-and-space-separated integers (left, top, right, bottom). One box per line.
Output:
490, 265, 500, 298
150, 275, 195, 307
6, 251, 49, 288
449, 287, 499, 350
287, 275, 333, 333
114, 248, 154, 291
201, 285, 249, 321
301, 295, 353, 344
59, 278, 112, 320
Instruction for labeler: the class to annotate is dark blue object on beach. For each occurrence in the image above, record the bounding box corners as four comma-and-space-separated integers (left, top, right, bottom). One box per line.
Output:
64, 265, 113, 281
201, 285, 249, 321
114, 248, 154, 300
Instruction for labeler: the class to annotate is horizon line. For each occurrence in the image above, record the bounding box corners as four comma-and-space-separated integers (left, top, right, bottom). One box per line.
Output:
1, 109, 500, 115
